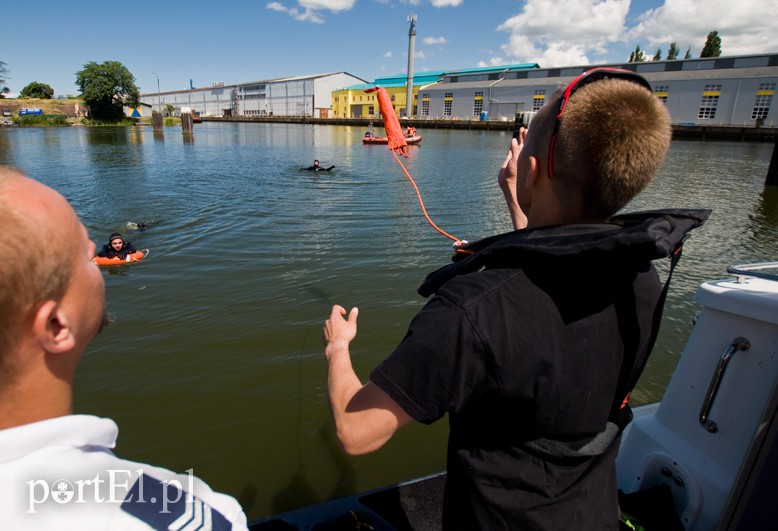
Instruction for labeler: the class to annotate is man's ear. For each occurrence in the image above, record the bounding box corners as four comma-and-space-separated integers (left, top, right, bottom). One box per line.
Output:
525, 155, 540, 189
32, 300, 76, 354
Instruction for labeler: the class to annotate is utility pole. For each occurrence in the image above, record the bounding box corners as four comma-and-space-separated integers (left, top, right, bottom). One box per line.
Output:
406, 14, 416, 119
152, 72, 161, 115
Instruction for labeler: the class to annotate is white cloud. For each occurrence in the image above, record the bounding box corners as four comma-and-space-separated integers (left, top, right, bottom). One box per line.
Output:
495, 0, 777, 68
266, 0, 356, 23
299, 0, 355, 9
477, 57, 509, 68
423, 36, 447, 45
431, 0, 463, 6
384, 51, 393, 58
628, 0, 778, 57
496, 0, 630, 67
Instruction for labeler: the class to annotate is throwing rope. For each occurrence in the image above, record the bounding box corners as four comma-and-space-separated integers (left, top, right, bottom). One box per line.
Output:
365, 86, 465, 247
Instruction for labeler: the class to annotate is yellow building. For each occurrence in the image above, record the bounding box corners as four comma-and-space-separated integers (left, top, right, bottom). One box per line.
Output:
332, 72, 445, 118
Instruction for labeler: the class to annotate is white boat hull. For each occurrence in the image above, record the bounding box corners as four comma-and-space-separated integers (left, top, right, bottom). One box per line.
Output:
617, 264, 778, 530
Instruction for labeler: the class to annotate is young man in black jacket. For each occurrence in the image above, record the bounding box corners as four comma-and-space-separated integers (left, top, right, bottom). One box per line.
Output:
97, 232, 136, 259
322, 68, 708, 530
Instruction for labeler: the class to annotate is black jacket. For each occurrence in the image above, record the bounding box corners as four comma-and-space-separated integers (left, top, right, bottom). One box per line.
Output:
97, 241, 137, 259
372, 209, 710, 530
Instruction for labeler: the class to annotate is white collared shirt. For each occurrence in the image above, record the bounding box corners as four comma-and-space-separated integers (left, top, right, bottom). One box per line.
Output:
0, 415, 248, 530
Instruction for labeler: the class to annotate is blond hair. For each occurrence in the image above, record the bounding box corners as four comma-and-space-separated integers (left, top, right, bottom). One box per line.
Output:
552, 78, 672, 218
0, 167, 73, 368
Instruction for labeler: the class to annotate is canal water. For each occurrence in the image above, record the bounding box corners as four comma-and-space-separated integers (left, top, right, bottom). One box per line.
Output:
1, 123, 776, 522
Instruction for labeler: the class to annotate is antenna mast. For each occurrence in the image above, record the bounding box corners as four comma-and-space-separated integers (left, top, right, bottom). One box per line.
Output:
406, 14, 417, 118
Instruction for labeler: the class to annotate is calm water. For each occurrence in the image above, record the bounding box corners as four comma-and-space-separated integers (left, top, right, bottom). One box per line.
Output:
1, 123, 776, 521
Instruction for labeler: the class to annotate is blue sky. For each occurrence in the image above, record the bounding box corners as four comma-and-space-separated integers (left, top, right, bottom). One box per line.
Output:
2, 0, 775, 98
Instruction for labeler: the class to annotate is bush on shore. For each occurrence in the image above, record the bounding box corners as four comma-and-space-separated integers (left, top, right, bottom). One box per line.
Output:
14, 114, 70, 127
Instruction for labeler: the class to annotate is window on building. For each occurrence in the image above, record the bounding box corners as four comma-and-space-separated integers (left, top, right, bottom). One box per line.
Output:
368, 105, 374, 116
421, 93, 430, 116
654, 85, 669, 104
532, 90, 545, 111
698, 84, 721, 120
473, 91, 484, 116
752, 82, 775, 120
444, 92, 453, 116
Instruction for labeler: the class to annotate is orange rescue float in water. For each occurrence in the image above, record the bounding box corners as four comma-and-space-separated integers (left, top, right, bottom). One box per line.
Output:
92, 249, 150, 266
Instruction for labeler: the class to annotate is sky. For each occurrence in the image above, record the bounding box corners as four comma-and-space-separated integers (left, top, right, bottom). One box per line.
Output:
1, 0, 776, 98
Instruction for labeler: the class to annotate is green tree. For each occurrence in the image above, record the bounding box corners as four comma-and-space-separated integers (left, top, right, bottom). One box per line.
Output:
700, 31, 722, 58
0, 60, 9, 98
629, 45, 645, 63
19, 81, 55, 99
75, 61, 140, 121
667, 42, 679, 60
653, 48, 662, 61
684, 47, 692, 59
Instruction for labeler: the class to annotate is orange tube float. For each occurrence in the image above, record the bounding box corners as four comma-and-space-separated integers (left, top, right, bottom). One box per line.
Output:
92, 249, 149, 266
365, 86, 408, 156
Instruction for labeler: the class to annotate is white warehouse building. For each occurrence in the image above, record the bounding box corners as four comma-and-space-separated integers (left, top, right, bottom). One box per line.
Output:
419, 53, 778, 127
140, 72, 366, 118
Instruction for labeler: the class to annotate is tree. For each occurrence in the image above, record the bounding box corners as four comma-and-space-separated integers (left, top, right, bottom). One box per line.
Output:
75, 61, 140, 121
629, 45, 645, 63
19, 81, 54, 99
653, 48, 662, 61
667, 42, 679, 60
0, 60, 9, 98
684, 47, 692, 59
700, 31, 722, 58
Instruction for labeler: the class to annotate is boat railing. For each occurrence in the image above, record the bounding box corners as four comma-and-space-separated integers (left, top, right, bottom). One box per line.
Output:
727, 261, 778, 282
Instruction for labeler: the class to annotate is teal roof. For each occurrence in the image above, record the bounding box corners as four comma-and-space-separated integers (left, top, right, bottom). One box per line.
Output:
341, 70, 446, 91
446, 63, 539, 75
339, 64, 539, 91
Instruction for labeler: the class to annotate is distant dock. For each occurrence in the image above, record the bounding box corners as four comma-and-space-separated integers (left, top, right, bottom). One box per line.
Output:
202, 115, 778, 142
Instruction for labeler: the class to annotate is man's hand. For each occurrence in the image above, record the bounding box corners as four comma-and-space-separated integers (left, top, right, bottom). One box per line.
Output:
497, 132, 529, 230
323, 305, 358, 360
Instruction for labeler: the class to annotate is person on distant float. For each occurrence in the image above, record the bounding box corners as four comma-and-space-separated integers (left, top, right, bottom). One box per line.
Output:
406, 126, 416, 137
302, 159, 335, 172
97, 232, 136, 260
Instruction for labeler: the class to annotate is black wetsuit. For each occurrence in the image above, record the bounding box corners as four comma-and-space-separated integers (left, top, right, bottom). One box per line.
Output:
97, 241, 137, 260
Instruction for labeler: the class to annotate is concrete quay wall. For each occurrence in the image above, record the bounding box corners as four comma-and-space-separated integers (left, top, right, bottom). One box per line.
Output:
203, 116, 778, 142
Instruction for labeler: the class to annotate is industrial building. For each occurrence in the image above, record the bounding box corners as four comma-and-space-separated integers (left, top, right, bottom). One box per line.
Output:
331, 70, 448, 119
140, 72, 366, 118
139, 54, 776, 128
417, 53, 777, 127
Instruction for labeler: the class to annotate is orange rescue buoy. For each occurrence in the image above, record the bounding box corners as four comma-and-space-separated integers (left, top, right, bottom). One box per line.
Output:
92, 249, 149, 266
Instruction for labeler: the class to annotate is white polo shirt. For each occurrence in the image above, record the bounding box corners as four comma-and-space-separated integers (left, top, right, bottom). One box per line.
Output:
0, 415, 248, 530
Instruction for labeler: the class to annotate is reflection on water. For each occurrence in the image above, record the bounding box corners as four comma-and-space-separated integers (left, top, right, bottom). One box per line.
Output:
1, 124, 776, 521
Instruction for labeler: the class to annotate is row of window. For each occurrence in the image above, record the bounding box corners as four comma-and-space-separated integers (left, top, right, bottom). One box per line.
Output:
416, 83, 776, 121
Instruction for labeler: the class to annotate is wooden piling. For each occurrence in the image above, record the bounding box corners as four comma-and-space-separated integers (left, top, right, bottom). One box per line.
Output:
767, 142, 778, 186
181, 112, 194, 135
152, 111, 163, 132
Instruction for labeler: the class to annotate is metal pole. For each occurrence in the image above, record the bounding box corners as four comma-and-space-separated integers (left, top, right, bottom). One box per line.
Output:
406, 14, 416, 119
152, 72, 161, 115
